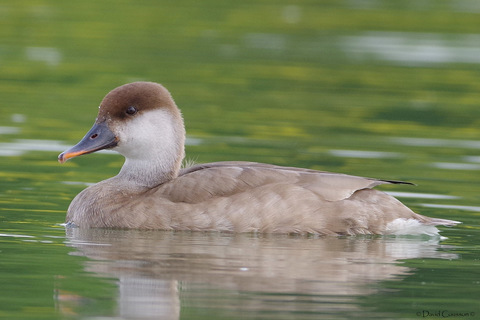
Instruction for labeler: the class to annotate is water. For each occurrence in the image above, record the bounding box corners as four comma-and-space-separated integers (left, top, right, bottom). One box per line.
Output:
1, 1, 480, 319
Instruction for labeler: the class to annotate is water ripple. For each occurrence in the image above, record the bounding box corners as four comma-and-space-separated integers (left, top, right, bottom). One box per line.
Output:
421, 203, 480, 212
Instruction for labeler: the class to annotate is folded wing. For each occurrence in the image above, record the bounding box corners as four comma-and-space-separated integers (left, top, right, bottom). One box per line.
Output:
159, 161, 408, 203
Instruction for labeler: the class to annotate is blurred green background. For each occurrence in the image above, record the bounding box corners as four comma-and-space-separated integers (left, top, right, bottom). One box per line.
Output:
1, 1, 480, 319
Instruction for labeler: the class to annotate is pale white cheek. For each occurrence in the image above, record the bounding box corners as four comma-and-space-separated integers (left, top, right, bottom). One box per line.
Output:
113, 109, 176, 159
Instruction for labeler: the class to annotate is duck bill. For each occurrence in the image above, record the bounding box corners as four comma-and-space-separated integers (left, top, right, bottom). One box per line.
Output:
58, 121, 118, 163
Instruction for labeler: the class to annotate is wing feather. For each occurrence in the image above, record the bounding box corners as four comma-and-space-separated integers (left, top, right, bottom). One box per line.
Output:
157, 161, 409, 203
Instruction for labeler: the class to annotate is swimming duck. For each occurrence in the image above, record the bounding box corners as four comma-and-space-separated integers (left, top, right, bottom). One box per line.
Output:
58, 82, 459, 235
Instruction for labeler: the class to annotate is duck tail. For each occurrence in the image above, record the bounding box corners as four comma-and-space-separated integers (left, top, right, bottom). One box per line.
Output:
425, 217, 461, 226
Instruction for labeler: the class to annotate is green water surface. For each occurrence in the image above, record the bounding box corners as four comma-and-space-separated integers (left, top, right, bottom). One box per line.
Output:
1, 1, 480, 319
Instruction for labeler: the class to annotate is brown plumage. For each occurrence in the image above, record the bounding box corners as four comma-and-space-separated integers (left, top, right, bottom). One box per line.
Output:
58, 82, 459, 235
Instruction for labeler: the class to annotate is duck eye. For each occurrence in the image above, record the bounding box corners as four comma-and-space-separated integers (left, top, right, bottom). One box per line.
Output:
126, 106, 137, 115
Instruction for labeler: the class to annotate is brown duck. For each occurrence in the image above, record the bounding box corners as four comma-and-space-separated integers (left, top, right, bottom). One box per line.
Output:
58, 82, 459, 235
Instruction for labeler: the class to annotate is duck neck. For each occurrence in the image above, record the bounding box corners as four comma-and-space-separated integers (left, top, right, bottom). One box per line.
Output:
115, 129, 185, 190
116, 152, 183, 189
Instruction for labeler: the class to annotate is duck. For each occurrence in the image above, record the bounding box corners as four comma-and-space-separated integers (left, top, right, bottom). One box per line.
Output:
58, 81, 459, 235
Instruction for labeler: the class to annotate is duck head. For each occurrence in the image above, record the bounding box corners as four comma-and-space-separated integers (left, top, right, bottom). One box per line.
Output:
59, 82, 186, 187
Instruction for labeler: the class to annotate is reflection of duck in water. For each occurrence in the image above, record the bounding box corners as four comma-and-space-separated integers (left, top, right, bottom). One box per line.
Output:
58, 229, 458, 319
59, 82, 459, 235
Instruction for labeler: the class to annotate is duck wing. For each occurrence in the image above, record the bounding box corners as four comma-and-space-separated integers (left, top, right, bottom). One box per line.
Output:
158, 161, 411, 203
